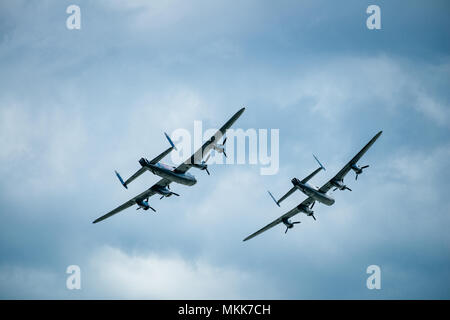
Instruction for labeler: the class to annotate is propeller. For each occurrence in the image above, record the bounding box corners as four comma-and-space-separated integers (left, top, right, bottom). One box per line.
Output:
333, 185, 352, 191
285, 221, 300, 234
309, 201, 316, 220
202, 154, 211, 175
160, 189, 180, 200
136, 202, 156, 212
355, 165, 369, 180
356, 165, 369, 180
213, 137, 227, 157
222, 138, 227, 158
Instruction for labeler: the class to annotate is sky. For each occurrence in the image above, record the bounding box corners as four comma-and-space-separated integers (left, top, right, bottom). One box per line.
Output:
0, 0, 449, 299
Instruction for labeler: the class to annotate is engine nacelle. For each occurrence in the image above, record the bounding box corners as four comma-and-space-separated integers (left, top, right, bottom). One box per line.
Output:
297, 204, 313, 215
139, 157, 150, 167
282, 218, 295, 228
135, 199, 156, 212
291, 178, 301, 186
281, 217, 301, 233
351, 164, 363, 174
136, 199, 150, 210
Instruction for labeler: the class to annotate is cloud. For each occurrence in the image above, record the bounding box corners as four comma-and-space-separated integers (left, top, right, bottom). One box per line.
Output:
0, 0, 449, 300
87, 246, 273, 299
0, 102, 88, 197
0, 265, 64, 299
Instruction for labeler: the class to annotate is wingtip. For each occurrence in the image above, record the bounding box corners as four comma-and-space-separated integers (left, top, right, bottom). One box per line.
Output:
237, 107, 246, 116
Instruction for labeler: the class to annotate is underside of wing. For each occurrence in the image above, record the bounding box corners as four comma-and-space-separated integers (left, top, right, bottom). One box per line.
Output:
92, 198, 138, 224
175, 108, 245, 174
92, 181, 169, 224
243, 206, 302, 241
243, 217, 284, 242
319, 131, 382, 193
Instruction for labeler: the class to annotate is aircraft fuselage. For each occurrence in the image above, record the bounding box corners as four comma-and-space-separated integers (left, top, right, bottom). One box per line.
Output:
140, 158, 197, 186
292, 178, 335, 206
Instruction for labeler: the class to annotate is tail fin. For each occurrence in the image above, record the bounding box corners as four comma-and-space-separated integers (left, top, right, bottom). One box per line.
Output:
268, 191, 280, 207
164, 132, 177, 151
313, 154, 326, 171
115, 170, 128, 189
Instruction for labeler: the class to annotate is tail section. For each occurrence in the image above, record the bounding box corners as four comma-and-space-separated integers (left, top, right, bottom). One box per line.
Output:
313, 154, 326, 171
164, 132, 177, 151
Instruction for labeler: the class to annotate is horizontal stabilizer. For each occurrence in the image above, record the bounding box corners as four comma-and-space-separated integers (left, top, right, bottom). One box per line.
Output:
268, 191, 280, 207
277, 186, 297, 206
115, 170, 128, 189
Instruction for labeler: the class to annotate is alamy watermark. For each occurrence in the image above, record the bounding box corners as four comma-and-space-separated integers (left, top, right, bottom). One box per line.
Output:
66, 5, 81, 30
366, 265, 381, 290
366, 5, 381, 30
169, 121, 279, 175
66, 265, 81, 290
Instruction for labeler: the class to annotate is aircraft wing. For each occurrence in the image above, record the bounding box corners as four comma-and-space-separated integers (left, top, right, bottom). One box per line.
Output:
92, 178, 171, 224
243, 196, 314, 241
174, 107, 245, 174
318, 131, 382, 194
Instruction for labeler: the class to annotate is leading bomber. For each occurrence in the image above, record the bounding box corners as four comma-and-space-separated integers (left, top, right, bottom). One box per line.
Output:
243, 131, 382, 241
93, 107, 245, 224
